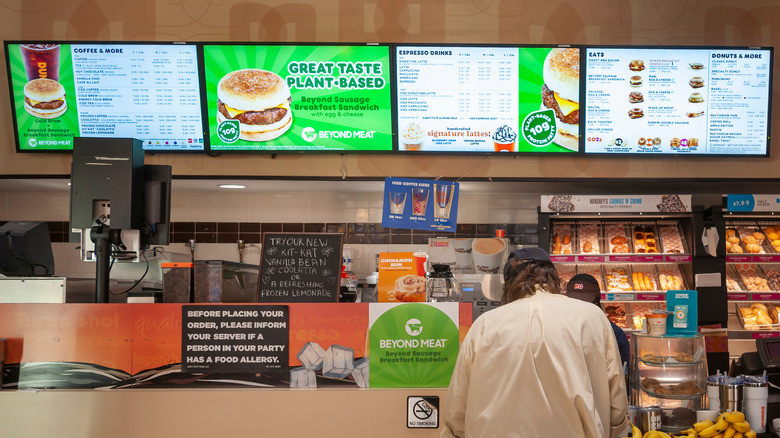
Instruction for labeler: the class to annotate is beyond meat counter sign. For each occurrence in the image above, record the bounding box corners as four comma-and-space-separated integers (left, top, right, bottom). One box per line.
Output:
202, 44, 393, 152
395, 45, 579, 154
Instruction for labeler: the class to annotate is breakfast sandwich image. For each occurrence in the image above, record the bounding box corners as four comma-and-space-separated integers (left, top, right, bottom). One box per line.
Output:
23, 78, 67, 119
217, 69, 293, 141
540, 48, 580, 151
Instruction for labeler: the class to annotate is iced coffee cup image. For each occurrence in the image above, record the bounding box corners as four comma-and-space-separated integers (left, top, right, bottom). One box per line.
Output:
411, 187, 430, 216
401, 122, 425, 151
472, 237, 507, 274
452, 238, 474, 269
19, 44, 60, 81
492, 124, 517, 152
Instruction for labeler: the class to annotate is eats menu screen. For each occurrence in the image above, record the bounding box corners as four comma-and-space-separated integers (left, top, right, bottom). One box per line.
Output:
5, 42, 204, 151
584, 47, 772, 155
202, 44, 393, 152
394, 45, 578, 154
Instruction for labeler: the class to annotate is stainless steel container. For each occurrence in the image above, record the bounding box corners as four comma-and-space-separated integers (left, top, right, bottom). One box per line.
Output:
628, 405, 641, 428
719, 382, 744, 413
639, 406, 662, 431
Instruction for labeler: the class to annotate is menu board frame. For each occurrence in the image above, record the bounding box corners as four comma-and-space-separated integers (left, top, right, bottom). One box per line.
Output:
582, 45, 773, 157
393, 43, 585, 155
200, 41, 396, 154
4, 40, 207, 153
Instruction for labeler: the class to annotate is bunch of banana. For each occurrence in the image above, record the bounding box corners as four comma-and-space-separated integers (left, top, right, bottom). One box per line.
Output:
676, 411, 757, 438
617, 423, 673, 438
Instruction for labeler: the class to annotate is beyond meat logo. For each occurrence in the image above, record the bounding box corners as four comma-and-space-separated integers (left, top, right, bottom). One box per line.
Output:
302, 129, 377, 142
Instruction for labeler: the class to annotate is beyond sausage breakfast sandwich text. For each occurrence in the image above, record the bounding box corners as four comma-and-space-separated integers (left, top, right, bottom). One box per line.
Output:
540, 48, 579, 151
217, 69, 293, 141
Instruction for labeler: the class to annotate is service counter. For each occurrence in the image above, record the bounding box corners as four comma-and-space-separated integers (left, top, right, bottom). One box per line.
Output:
0, 302, 471, 436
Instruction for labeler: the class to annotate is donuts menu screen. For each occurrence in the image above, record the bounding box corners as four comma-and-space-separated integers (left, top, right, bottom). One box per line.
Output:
202, 44, 392, 152
584, 47, 772, 156
5, 42, 205, 151
395, 45, 579, 154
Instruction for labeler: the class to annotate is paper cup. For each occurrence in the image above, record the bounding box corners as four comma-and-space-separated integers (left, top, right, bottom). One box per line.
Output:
646, 314, 667, 336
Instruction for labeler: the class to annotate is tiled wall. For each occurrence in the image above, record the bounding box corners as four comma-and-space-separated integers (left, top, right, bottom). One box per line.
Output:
0, 187, 540, 280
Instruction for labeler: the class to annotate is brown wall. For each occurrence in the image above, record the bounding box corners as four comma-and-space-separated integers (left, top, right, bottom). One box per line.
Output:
0, 0, 778, 179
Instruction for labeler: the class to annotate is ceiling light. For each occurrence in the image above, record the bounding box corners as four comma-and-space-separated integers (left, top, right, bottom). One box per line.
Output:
219, 184, 246, 189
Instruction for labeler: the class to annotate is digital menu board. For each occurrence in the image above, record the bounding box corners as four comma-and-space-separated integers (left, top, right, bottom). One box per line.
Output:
202, 44, 393, 152
395, 45, 579, 154
4, 42, 205, 152
584, 47, 772, 156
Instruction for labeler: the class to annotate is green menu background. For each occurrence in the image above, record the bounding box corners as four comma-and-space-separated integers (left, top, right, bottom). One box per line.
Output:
7, 44, 79, 151
204, 45, 393, 151
516, 47, 577, 153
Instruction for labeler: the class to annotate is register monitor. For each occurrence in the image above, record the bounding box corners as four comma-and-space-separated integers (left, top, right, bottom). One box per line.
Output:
0, 221, 54, 277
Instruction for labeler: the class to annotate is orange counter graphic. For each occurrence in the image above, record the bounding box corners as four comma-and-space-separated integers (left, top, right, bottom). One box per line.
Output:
0, 303, 472, 389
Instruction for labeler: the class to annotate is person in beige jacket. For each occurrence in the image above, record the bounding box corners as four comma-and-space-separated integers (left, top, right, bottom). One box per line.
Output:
441, 247, 629, 438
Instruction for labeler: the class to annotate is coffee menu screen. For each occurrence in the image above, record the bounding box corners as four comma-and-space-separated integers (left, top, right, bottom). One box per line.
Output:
395, 45, 579, 154
202, 44, 393, 152
584, 47, 772, 155
5, 42, 205, 151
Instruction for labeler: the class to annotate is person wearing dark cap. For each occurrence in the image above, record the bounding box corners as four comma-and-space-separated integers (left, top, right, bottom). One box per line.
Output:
567, 273, 630, 366
441, 247, 628, 438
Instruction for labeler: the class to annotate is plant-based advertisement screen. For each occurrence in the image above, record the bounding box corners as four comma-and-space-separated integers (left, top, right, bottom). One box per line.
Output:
203, 44, 393, 152
395, 45, 579, 153
5, 42, 205, 152
584, 47, 772, 156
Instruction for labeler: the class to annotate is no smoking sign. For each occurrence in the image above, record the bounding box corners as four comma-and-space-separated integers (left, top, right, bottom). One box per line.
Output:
407, 396, 439, 429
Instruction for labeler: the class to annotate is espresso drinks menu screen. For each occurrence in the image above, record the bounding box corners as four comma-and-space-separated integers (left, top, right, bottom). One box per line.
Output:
584, 47, 772, 155
202, 44, 392, 152
395, 46, 579, 153
5, 42, 204, 151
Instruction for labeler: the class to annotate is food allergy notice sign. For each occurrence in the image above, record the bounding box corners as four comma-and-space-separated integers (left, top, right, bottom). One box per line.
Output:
181, 305, 289, 373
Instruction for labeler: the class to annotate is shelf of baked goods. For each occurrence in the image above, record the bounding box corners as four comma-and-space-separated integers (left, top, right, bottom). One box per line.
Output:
549, 220, 691, 263
557, 262, 689, 302
728, 302, 780, 339
725, 221, 780, 262
725, 263, 780, 338
725, 263, 780, 301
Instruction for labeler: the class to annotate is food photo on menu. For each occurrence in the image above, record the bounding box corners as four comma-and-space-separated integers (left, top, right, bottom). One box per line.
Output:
583, 47, 771, 156
202, 44, 393, 152
394, 45, 579, 154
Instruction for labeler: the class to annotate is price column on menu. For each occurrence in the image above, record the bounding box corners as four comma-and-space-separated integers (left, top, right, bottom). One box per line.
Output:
706, 50, 771, 155
71, 45, 203, 148
396, 47, 519, 152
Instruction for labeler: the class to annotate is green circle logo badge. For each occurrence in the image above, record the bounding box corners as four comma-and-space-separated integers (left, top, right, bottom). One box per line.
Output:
521, 109, 557, 147
405, 318, 423, 336
217, 120, 240, 143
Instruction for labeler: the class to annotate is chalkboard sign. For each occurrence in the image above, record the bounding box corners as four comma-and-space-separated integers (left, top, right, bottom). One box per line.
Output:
258, 232, 343, 302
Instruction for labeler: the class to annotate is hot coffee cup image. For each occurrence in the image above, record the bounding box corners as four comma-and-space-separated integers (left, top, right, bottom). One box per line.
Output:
471, 238, 507, 274
451, 238, 474, 269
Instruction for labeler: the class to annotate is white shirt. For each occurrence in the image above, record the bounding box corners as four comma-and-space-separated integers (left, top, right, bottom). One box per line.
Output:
441, 289, 629, 438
